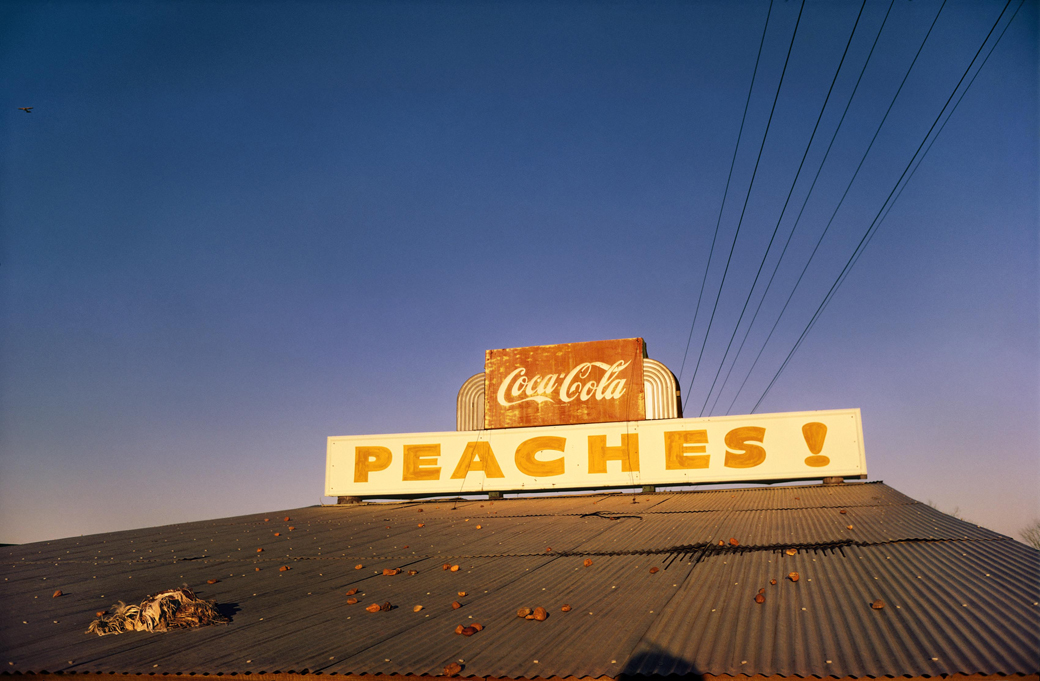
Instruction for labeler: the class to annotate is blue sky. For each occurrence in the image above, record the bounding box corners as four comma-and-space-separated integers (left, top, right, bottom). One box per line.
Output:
1, 0, 1036, 544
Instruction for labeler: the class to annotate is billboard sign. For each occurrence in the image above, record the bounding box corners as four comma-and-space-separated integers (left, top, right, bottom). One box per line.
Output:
326, 408, 866, 497
484, 338, 646, 429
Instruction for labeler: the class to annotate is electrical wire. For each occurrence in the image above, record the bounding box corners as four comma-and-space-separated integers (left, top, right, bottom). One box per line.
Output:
683, 0, 806, 412
698, 0, 868, 417
717, 0, 897, 415
719, 0, 898, 415
677, 0, 775, 386
849, 0, 1025, 285
791, 0, 1026, 366
749, 0, 1016, 414
725, 0, 948, 413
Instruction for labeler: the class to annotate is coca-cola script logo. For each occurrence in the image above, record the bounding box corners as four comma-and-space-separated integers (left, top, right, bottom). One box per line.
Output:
496, 360, 630, 407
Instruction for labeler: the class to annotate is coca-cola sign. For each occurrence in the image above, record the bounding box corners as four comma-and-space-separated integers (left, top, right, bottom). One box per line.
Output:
484, 339, 646, 428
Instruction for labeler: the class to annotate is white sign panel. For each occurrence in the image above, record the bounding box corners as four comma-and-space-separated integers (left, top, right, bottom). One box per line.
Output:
325, 409, 865, 497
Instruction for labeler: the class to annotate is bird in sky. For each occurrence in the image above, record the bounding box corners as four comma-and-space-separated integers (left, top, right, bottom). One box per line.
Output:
18, 107, 33, 113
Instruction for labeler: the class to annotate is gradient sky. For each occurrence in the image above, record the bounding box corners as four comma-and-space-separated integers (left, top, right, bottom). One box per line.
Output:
1, 0, 1036, 545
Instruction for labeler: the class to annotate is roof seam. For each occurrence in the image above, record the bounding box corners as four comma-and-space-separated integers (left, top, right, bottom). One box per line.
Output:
16, 536, 1015, 567
477, 502, 921, 519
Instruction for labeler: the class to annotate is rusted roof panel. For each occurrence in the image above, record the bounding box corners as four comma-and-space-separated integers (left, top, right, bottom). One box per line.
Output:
571, 504, 1007, 553
645, 481, 918, 512
1, 482, 1037, 678
629, 540, 1040, 677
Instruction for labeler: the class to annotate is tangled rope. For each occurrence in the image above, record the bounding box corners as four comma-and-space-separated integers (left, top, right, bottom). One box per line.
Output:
86, 586, 227, 636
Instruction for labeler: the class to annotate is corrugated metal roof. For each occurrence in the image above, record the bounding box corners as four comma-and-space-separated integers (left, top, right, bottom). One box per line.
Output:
1, 481, 1037, 678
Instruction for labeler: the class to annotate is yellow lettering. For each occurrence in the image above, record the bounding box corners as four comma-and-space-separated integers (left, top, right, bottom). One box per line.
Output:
450, 441, 505, 479
354, 446, 392, 483
515, 436, 566, 477
403, 444, 441, 481
802, 422, 830, 467
664, 430, 709, 469
723, 427, 766, 468
588, 434, 639, 474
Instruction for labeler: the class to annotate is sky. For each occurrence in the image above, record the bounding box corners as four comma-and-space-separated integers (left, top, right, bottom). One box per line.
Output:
1, 0, 1036, 545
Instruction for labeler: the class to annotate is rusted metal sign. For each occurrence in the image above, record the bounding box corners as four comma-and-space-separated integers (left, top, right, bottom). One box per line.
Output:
483, 338, 646, 429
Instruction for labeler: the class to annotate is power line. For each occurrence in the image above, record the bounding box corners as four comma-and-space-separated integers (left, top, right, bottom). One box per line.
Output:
798, 0, 1026, 364
698, 0, 868, 417
856, 0, 1026, 277
683, 0, 805, 412
726, 0, 948, 413
677, 0, 775, 388
750, 0, 1016, 414
719, 0, 897, 415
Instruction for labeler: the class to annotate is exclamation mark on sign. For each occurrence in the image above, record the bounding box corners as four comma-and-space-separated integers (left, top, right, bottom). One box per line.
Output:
802, 422, 829, 467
